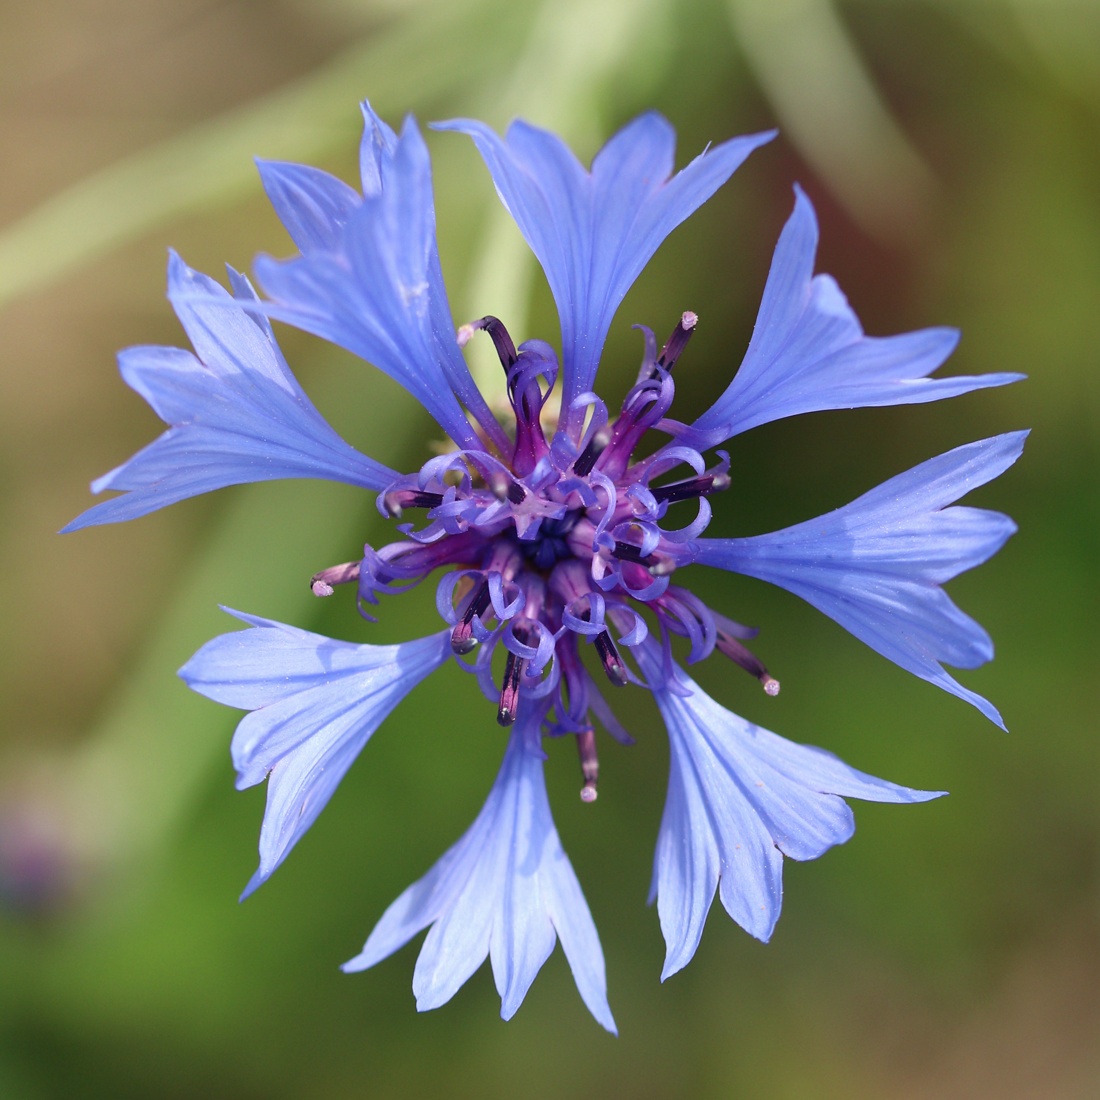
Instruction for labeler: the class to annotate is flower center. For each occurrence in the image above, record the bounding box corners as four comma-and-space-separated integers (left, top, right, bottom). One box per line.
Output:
310, 312, 778, 799
521, 509, 583, 571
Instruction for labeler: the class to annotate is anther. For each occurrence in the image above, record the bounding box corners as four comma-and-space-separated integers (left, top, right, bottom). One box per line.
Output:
577, 728, 599, 802
594, 631, 629, 687
611, 540, 653, 566
497, 650, 525, 726
487, 470, 527, 505
609, 542, 675, 578
572, 426, 611, 478
382, 489, 444, 518
650, 470, 731, 505
451, 579, 492, 655
716, 630, 780, 695
457, 315, 518, 371
649, 311, 698, 378
310, 561, 360, 597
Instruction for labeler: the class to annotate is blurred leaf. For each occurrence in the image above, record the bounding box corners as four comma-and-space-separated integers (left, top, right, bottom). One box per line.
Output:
729, 0, 937, 244
0, 0, 519, 310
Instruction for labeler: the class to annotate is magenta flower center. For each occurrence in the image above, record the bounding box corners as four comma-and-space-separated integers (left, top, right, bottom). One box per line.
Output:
311, 311, 775, 800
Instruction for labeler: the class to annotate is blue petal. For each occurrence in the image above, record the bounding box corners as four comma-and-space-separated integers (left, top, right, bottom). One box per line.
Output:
342, 711, 616, 1033
253, 105, 503, 452
358, 99, 399, 198
690, 432, 1027, 727
640, 645, 941, 979
256, 160, 361, 252
62, 254, 397, 532
434, 113, 774, 435
681, 188, 1024, 447
179, 610, 452, 898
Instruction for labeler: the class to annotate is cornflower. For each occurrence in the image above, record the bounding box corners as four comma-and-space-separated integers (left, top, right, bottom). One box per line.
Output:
65, 103, 1024, 1032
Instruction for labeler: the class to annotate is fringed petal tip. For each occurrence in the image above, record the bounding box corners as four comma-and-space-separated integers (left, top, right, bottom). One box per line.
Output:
250, 112, 489, 452
641, 641, 951, 973
61, 251, 398, 532
432, 112, 773, 424
339, 719, 615, 1031
179, 616, 451, 894
686, 187, 1026, 445
690, 433, 1025, 725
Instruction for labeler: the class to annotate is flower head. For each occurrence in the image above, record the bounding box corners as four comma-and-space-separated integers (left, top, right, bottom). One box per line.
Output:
67, 102, 1024, 1029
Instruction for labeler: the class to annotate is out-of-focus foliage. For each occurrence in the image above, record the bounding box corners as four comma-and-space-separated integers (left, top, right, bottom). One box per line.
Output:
0, 0, 1095, 1096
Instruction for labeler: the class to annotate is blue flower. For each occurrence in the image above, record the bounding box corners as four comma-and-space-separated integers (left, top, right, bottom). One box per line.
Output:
67, 102, 1024, 1029
674, 186, 1021, 446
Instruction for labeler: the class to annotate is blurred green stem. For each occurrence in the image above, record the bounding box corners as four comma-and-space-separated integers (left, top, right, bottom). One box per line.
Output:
729, 0, 937, 245
0, 0, 522, 310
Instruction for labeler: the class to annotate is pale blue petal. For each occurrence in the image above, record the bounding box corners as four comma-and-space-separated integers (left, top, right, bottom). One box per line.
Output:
648, 742, 724, 977
690, 432, 1026, 726
358, 100, 399, 197
539, 819, 618, 1033
343, 717, 615, 1032
434, 114, 774, 431
167, 253, 299, 391
355, 103, 506, 448
341, 810, 494, 976
413, 823, 502, 1011
180, 611, 451, 897
256, 160, 361, 251
640, 645, 942, 979
489, 738, 559, 1021
62, 255, 397, 532
239, 729, 364, 901
653, 687, 784, 965
175, 608, 391, 711
683, 188, 1023, 447
253, 108, 498, 451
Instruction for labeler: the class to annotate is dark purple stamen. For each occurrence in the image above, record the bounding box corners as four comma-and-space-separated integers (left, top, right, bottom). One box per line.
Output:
457, 315, 517, 370
507, 354, 553, 476
459, 315, 547, 468
487, 470, 527, 504
649, 311, 698, 379
498, 651, 525, 726
716, 630, 780, 695
612, 540, 654, 566
382, 489, 445, 517
599, 369, 675, 481
576, 727, 599, 802
594, 631, 628, 687
498, 622, 539, 726
451, 579, 493, 655
650, 469, 731, 505
573, 426, 611, 478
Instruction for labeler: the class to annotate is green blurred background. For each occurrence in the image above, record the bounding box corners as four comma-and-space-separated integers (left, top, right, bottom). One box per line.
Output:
1, 0, 1096, 1096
